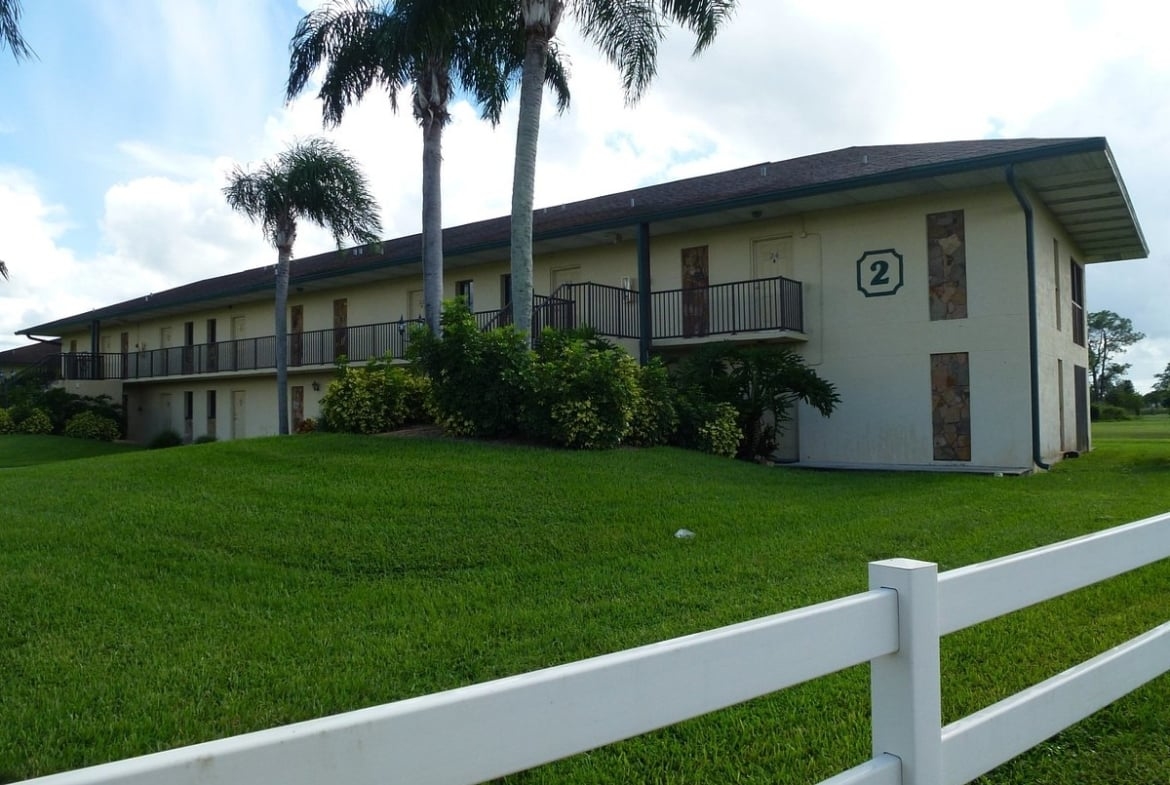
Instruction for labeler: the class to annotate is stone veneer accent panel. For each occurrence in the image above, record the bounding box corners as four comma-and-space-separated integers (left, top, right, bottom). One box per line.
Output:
927, 210, 967, 320
932, 352, 971, 461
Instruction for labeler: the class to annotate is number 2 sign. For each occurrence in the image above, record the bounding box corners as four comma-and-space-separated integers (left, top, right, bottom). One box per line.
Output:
856, 249, 904, 297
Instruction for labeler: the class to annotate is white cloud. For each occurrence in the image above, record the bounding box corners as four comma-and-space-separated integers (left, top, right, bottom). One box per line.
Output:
3, 0, 1168, 392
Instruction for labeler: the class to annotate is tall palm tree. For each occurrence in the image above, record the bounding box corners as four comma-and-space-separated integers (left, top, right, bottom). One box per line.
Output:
1, 0, 34, 61
510, 0, 736, 337
287, 0, 568, 335
223, 137, 381, 435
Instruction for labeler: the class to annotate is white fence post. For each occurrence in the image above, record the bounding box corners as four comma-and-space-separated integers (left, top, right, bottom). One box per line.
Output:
869, 558, 941, 785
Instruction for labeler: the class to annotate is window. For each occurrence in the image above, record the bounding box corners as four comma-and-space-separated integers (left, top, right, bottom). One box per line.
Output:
456, 279, 474, 311
1070, 259, 1085, 347
183, 391, 194, 420
207, 390, 217, 420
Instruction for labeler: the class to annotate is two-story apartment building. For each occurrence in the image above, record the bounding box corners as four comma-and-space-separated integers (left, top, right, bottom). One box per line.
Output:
17, 137, 1147, 471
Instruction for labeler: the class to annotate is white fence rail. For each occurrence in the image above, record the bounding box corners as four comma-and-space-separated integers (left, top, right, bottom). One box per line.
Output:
22, 511, 1170, 785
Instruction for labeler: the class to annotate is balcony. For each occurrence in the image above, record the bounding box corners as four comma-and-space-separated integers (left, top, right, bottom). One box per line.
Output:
47, 276, 803, 383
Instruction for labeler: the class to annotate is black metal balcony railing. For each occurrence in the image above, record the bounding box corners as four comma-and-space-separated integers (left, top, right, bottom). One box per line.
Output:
651, 276, 803, 340
48, 276, 803, 383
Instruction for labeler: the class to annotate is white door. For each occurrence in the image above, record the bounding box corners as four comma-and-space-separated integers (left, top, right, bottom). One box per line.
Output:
408, 290, 424, 320
231, 390, 246, 439
550, 265, 580, 295
750, 236, 794, 330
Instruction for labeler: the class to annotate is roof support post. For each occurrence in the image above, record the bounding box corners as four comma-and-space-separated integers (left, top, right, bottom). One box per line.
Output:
637, 222, 652, 364
89, 319, 101, 380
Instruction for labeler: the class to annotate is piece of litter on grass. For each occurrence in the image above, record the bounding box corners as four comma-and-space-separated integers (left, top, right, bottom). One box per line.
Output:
674, 528, 696, 539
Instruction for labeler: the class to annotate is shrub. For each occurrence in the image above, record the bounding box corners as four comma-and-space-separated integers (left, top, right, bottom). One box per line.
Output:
626, 358, 679, 447
294, 418, 317, 434
696, 402, 741, 458
408, 302, 531, 438
523, 329, 640, 449
18, 408, 52, 434
63, 411, 121, 441
1090, 402, 1129, 422
319, 356, 429, 435
0, 407, 13, 434
193, 434, 219, 444
672, 343, 839, 460
5, 388, 123, 436
148, 429, 183, 449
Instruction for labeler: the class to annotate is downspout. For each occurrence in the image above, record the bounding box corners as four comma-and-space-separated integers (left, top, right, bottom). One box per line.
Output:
1005, 165, 1051, 471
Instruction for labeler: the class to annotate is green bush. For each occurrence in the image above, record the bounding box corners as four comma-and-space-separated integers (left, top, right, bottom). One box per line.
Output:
319, 356, 429, 435
18, 408, 52, 435
1090, 402, 1129, 421
148, 429, 183, 449
523, 330, 640, 449
193, 434, 218, 444
408, 302, 531, 438
672, 343, 839, 460
626, 358, 678, 447
0, 407, 13, 434
696, 402, 741, 458
63, 411, 121, 441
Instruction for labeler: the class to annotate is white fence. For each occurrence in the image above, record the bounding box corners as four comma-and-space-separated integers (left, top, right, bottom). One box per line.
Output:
23, 511, 1170, 785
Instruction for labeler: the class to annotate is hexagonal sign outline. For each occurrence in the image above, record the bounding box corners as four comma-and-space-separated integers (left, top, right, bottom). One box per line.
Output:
856, 249, 905, 298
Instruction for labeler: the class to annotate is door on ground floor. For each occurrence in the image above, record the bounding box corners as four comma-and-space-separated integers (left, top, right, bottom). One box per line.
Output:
231, 390, 246, 439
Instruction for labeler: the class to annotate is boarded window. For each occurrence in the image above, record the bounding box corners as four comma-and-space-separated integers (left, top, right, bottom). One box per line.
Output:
927, 210, 967, 320
931, 352, 971, 461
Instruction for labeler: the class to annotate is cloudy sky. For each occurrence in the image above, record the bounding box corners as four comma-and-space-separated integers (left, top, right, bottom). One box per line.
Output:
1, 0, 1167, 390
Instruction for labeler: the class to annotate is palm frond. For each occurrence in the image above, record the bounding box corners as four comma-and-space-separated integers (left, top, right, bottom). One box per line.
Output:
575, 0, 662, 102
287, 0, 412, 127
279, 138, 382, 248
223, 138, 381, 251
657, 0, 737, 53
0, 0, 35, 62
0, 259, 9, 281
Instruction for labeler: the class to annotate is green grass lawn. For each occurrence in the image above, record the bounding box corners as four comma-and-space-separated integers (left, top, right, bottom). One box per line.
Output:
0, 435, 142, 468
1, 425, 1168, 784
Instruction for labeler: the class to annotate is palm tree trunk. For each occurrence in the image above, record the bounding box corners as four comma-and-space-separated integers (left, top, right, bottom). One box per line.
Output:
274, 239, 293, 436
510, 27, 553, 342
422, 114, 444, 335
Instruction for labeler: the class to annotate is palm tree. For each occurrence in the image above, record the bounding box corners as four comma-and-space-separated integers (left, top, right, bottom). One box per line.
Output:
1, 0, 34, 61
287, 0, 568, 335
223, 137, 381, 435
0, 260, 8, 280
510, 0, 736, 337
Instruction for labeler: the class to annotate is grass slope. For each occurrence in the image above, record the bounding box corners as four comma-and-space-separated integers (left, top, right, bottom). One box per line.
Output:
0, 435, 142, 468
1, 424, 1168, 783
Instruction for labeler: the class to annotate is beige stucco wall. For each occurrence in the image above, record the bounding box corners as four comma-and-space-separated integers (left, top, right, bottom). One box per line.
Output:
124, 368, 331, 444
791, 186, 1036, 470
1031, 194, 1093, 460
59, 182, 1087, 469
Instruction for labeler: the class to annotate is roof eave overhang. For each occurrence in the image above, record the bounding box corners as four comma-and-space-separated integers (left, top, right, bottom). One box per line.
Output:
20, 138, 1147, 337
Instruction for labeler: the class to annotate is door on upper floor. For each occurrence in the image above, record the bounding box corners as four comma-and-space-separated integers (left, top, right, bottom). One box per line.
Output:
548, 266, 580, 331
333, 298, 349, 360
231, 315, 247, 370
681, 246, 709, 338
750, 236, 794, 331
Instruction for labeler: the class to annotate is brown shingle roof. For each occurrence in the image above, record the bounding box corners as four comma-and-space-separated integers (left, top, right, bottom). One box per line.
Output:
0, 341, 62, 366
20, 137, 1140, 336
